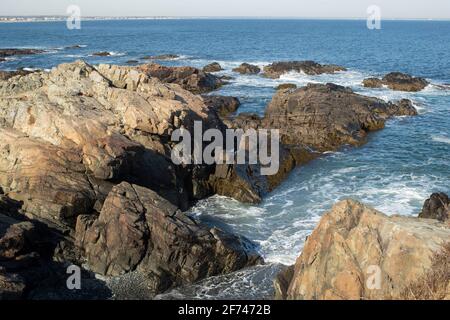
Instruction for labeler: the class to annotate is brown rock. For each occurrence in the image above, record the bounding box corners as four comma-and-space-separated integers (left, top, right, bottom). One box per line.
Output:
363, 72, 429, 92
201, 95, 240, 117
76, 182, 262, 294
0, 48, 44, 58
362, 78, 383, 88
263, 83, 417, 151
139, 63, 224, 94
0, 270, 26, 299
419, 193, 449, 222
281, 200, 450, 300
232, 63, 261, 74
263, 61, 346, 78
203, 62, 223, 73
276, 83, 297, 90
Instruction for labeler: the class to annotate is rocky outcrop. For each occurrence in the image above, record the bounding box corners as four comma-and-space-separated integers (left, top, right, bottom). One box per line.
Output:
363, 72, 429, 92
0, 48, 44, 58
263, 83, 417, 151
232, 63, 261, 74
139, 63, 224, 94
263, 61, 346, 78
419, 193, 449, 223
0, 60, 260, 224
276, 200, 450, 300
203, 62, 223, 73
201, 95, 240, 117
76, 182, 262, 294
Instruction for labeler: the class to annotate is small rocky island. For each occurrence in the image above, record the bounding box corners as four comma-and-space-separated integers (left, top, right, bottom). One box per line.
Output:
0, 56, 447, 300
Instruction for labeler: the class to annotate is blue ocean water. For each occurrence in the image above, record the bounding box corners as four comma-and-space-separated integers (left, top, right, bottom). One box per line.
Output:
1, 19, 449, 299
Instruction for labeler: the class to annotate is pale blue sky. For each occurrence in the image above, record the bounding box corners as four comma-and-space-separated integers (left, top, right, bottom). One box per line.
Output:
1, 0, 450, 19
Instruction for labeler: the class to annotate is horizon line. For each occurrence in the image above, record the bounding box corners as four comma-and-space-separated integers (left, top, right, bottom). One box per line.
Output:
1, 15, 450, 21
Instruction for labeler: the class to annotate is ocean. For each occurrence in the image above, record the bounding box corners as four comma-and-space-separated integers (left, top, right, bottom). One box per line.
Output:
1, 19, 449, 299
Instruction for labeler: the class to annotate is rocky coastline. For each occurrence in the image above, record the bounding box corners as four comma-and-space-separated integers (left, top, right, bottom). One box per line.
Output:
0, 54, 447, 300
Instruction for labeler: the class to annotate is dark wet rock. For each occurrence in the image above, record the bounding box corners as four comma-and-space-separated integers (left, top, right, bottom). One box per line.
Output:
363, 72, 429, 92
263, 83, 417, 151
0, 58, 6, 62
0, 48, 45, 58
126, 60, 139, 64
263, 61, 346, 78
276, 83, 297, 90
0, 270, 26, 299
201, 95, 240, 117
232, 63, 261, 74
65, 45, 83, 49
139, 63, 224, 94
76, 182, 262, 295
419, 193, 449, 222
92, 51, 111, 56
141, 54, 179, 60
203, 62, 223, 73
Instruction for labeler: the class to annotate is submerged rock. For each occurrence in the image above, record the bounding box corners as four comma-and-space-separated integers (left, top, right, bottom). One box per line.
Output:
363, 72, 429, 92
232, 63, 261, 74
92, 51, 111, 56
141, 54, 179, 60
203, 62, 223, 73
263, 61, 346, 78
139, 63, 224, 94
277, 199, 450, 300
76, 182, 262, 294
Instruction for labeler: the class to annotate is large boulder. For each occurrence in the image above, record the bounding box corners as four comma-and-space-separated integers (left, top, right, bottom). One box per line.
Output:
232, 63, 261, 74
201, 95, 241, 117
276, 200, 450, 300
139, 63, 224, 94
419, 193, 449, 223
263, 83, 417, 151
263, 61, 346, 78
363, 72, 429, 92
203, 62, 223, 73
76, 182, 262, 294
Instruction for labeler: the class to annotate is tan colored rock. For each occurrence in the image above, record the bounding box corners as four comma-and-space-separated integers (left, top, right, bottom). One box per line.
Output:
282, 200, 450, 300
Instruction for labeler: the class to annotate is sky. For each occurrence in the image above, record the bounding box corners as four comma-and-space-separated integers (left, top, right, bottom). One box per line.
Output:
1, 0, 450, 19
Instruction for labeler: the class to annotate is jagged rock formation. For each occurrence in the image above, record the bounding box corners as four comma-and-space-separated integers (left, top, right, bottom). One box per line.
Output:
275, 198, 450, 300
363, 72, 429, 92
139, 63, 224, 94
263, 61, 346, 78
201, 95, 241, 117
263, 83, 417, 151
76, 182, 262, 294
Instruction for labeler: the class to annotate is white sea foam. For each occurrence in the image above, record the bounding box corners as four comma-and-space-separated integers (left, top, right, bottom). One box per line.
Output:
432, 135, 450, 145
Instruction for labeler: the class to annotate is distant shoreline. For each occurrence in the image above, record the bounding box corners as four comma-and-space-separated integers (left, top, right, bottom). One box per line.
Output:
1, 16, 450, 23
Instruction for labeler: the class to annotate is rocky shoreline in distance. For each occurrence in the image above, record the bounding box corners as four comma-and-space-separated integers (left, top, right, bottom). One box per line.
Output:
0, 52, 446, 300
